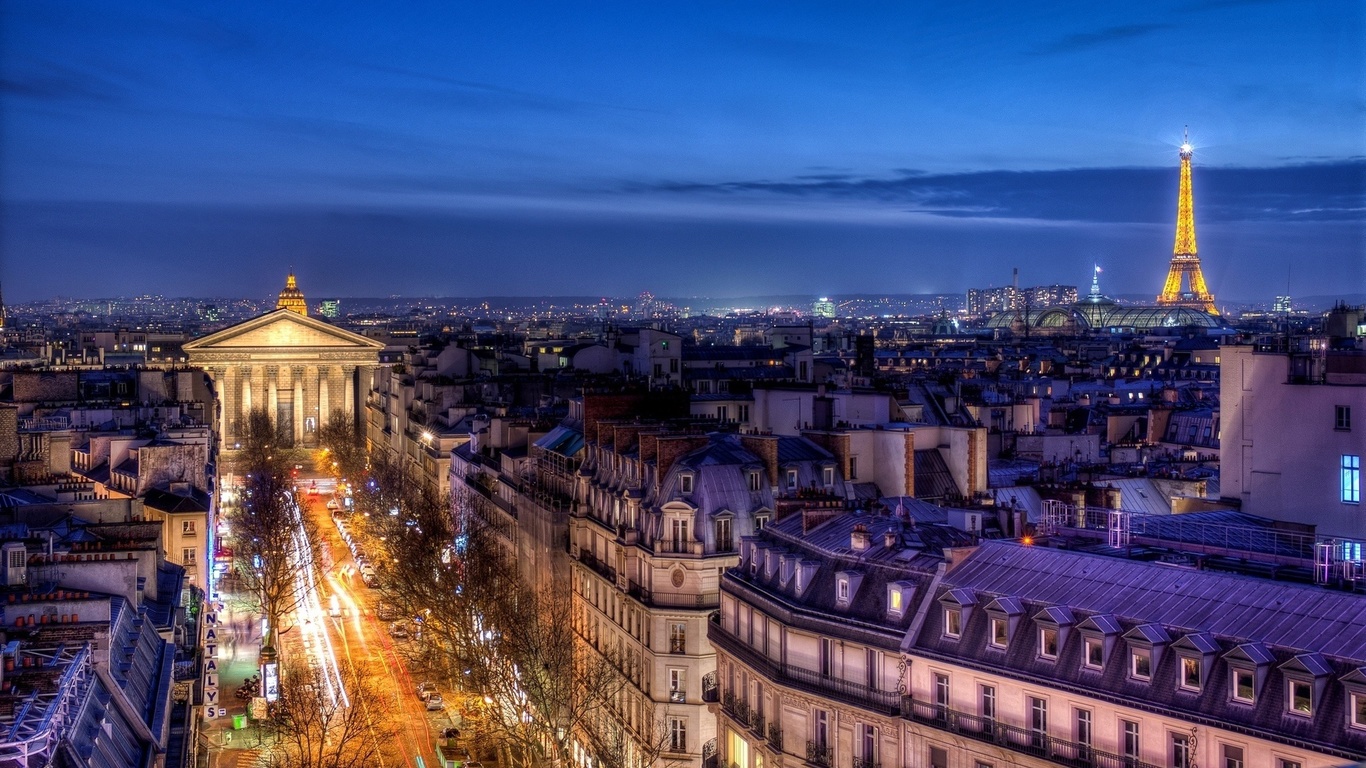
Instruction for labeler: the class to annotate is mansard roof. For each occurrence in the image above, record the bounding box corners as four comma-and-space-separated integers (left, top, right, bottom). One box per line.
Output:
946, 540, 1366, 659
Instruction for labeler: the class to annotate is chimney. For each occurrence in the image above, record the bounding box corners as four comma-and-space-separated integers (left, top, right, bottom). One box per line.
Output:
851, 523, 871, 551
655, 435, 710, 491
883, 530, 898, 549
740, 434, 780, 488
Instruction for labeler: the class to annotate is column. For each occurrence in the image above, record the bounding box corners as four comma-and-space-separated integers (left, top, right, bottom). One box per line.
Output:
211, 367, 228, 451
267, 366, 279, 426
292, 366, 305, 448
241, 367, 252, 415
343, 365, 355, 417
318, 366, 330, 425
302, 364, 319, 446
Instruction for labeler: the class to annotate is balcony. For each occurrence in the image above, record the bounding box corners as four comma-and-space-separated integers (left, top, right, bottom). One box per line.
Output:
578, 551, 617, 583
721, 691, 751, 724
852, 759, 879, 768
766, 723, 783, 751
747, 709, 764, 735
901, 698, 1162, 768
709, 620, 900, 714
702, 672, 719, 703
805, 741, 833, 768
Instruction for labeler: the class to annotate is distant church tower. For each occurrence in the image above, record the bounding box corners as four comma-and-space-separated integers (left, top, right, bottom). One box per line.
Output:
1157, 129, 1218, 314
276, 272, 309, 316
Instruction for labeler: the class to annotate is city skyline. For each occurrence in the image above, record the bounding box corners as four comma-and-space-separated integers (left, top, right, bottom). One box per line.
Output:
2, 1, 1363, 302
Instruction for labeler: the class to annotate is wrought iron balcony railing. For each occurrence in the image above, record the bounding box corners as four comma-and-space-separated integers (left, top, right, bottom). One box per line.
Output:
805, 741, 833, 768
900, 697, 1163, 768
767, 724, 783, 751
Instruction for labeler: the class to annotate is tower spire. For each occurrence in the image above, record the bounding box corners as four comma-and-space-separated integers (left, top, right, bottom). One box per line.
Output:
1090, 264, 1102, 297
1157, 128, 1217, 314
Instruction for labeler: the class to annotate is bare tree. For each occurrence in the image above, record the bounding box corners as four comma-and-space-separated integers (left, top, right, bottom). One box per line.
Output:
355, 456, 668, 768
315, 409, 367, 486
231, 409, 318, 649
260, 660, 394, 768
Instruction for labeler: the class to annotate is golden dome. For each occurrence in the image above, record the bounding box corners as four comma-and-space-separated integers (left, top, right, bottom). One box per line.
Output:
277, 273, 308, 316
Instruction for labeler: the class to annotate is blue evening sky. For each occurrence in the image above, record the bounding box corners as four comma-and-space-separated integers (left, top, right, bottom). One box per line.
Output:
1, 1, 1362, 302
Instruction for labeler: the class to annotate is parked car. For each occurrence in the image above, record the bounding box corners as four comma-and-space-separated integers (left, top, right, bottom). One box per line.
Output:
361, 567, 378, 588
417, 681, 437, 700
424, 693, 444, 711
389, 621, 409, 639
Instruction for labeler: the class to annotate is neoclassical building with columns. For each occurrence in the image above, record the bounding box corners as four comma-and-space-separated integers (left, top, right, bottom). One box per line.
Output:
184, 275, 382, 451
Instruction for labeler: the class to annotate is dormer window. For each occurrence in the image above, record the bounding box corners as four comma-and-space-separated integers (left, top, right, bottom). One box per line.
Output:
748, 471, 762, 492
785, 469, 798, 490
680, 474, 694, 494
1180, 657, 1202, 691
1131, 648, 1151, 681
1084, 637, 1104, 669
1225, 641, 1274, 706
822, 466, 835, 486
1281, 653, 1331, 719
989, 618, 1008, 648
944, 608, 962, 638
1039, 628, 1059, 660
1288, 679, 1313, 716
887, 581, 913, 617
834, 571, 862, 608
1231, 668, 1255, 703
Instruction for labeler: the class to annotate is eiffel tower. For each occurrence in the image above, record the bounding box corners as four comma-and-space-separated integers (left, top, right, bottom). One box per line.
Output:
1156, 129, 1218, 314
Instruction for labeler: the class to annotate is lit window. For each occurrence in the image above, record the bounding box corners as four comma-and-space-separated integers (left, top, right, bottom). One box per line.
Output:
1232, 668, 1255, 703
1039, 628, 1059, 660
1131, 649, 1151, 681
1351, 692, 1366, 729
1343, 455, 1361, 504
889, 589, 903, 614
1084, 637, 1104, 669
989, 617, 1008, 648
944, 608, 962, 638
1180, 657, 1201, 691
1288, 679, 1313, 716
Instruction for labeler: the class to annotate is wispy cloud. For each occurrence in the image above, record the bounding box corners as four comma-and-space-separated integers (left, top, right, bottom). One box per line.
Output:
0, 62, 128, 103
626, 160, 1366, 224
1026, 23, 1174, 56
351, 61, 662, 115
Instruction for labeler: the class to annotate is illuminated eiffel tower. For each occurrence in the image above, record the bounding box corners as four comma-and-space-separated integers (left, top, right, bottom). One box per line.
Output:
1156, 129, 1217, 314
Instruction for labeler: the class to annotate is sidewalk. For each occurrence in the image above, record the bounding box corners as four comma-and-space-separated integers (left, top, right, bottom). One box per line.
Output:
202, 574, 275, 767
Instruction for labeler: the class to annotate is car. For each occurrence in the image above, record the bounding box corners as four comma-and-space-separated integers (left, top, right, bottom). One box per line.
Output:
416, 681, 437, 700
361, 566, 378, 587
326, 499, 339, 511
389, 621, 409, 639
424, 693, 444, 711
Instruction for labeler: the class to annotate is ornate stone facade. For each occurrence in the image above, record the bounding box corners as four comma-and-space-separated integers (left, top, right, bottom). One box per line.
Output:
184, 308, 383, 450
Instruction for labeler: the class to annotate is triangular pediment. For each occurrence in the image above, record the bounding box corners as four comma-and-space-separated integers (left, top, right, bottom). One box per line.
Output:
184, 310, 385, 352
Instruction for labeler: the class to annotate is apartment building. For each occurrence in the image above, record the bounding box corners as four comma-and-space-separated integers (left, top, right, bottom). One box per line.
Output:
713, 512, 1366, 768
1222, 333, 1366, 538
570, 423, 851, 768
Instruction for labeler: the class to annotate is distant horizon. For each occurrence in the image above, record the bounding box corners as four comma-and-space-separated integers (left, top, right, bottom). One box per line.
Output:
10, 288, 1362, 311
